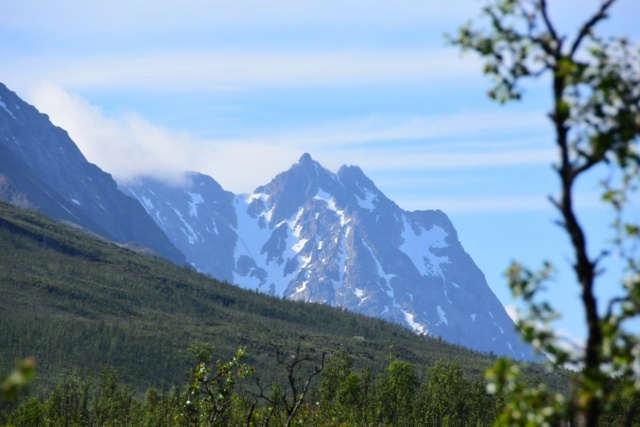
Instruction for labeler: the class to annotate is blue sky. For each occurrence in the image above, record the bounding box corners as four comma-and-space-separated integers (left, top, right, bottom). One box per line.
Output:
3, 0, 639, 343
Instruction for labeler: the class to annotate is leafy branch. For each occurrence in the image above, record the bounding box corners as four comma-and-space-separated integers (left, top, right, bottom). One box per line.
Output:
450, 0, 640, 425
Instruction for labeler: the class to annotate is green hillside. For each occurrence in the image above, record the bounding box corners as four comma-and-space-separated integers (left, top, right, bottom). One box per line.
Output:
0, 201, 582, 425
0, 201, 549, 393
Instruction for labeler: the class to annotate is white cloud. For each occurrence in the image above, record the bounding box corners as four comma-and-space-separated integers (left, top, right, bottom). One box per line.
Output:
27, 83, 310, 190
29, 83, 197, 185
27, 84, 561, 195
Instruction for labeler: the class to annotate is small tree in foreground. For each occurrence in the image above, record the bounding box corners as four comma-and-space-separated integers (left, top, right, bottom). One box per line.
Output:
179, 343, 254, 427
451, 0, 640, 425
255, 340, 326, 427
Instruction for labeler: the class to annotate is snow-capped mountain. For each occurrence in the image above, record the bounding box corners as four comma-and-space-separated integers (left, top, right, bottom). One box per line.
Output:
123, 172, 238, 282
122, 153, 534, 360
0, 83, 185, 264
0, 81, 532, 360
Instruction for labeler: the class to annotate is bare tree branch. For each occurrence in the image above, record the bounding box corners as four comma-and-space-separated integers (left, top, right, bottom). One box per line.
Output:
538, 0, 561, 52
569, 0, 617, 57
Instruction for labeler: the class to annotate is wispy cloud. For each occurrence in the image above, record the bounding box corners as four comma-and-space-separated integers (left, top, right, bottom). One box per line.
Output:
6, 0, 635, 40
2, 1, 482, 36
338, 147, 557, 172
398, 195, 553, 214
397, 189, 609, 214
230, 110, 551, 148
29, 83, 558, 200
7, 49, 479, 93
27, 83, 316, 190
28, 83, 197, 184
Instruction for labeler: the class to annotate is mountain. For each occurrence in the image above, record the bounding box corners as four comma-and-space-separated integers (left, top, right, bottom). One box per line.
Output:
0, 81, 532, 361
123, 172, 238, 281
1, 200, 525, 393
0, 83, 185, 264
122, 153, 535, 361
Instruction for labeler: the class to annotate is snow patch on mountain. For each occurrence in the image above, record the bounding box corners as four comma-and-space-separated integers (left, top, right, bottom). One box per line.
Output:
233, 197, 271, 287
315, 190, 350, 227
405, 311, 428, 335
172, 206, 199, 244
356, 189, 377, 211
0, 97, 15, 119
187, 191, 203, 218
333, 233, 348, 291
437, 305, 449, 325
400, 216, 449, 278
362, 238, 395, 286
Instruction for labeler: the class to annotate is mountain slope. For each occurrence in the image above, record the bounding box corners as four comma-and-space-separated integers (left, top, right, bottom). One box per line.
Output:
123, 154, 535, 361
123, 172, 237, 282
0, 141, 113, 237
0, 201, 520, 393
0, 83, 185, 264
0, 81, 532, 361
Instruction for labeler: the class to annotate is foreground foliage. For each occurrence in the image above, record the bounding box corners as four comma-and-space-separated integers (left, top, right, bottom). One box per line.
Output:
451, 0, 640, 425
0, 200, 562, 425
0, 201, 579, 425
2, 346, 639, 426
0, 347, 502, 426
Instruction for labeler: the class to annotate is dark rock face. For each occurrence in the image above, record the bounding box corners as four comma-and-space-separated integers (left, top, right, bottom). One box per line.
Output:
125, 153, 535, 361
0, 83, 185, 264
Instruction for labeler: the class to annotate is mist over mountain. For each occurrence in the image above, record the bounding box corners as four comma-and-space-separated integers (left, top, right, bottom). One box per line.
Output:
0, 81, 533, 360
0, 82, 185, 264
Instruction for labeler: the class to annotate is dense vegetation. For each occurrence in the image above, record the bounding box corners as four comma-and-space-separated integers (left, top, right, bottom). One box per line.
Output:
0, 201, 575, 425
1, 346, 506, 426
0, 201, 511, 385
2, 344, 637, 426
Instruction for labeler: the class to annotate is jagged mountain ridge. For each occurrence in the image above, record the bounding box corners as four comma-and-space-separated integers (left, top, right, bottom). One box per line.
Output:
0, 81, 532, 360
122, 153, 534, 360
0, 83, 185, 264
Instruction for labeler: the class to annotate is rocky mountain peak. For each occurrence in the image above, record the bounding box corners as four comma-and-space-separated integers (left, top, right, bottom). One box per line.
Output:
250, 153, 342, 226
124, 153, 536, 361
1, 80, 535, 361
297, 152, 315, 166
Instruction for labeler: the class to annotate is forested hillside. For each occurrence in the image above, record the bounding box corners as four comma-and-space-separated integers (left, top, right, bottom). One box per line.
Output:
0, 201, 569, 425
